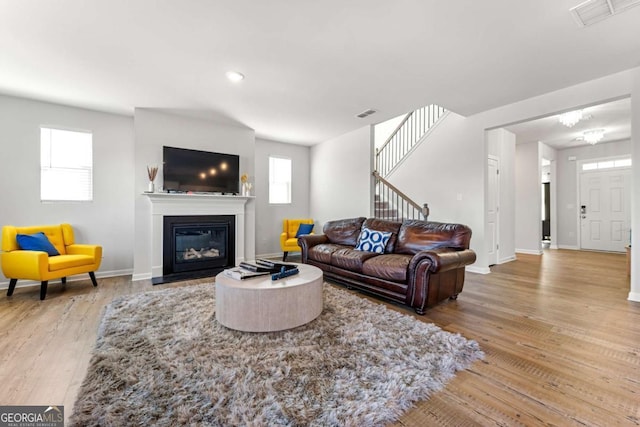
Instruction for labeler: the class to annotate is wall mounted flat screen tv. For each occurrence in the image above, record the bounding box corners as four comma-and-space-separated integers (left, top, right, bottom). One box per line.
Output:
163, 146, 240, 194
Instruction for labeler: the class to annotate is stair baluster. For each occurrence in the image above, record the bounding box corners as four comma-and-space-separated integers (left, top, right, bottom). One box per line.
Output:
373, 104, 445, 221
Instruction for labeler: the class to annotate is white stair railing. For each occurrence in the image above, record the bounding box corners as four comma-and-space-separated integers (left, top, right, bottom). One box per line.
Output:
372, 104, 446, 221
375, 104, 447, 177
373, 171, 429, 221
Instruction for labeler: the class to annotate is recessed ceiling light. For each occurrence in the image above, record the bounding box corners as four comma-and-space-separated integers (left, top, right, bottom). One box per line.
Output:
226, 71, 244, 82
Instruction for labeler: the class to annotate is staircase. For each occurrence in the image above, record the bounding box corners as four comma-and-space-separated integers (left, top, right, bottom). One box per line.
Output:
373, 171, 430, 221
373, 104, 447, 221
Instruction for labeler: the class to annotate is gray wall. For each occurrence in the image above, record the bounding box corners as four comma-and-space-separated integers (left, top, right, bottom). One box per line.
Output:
487, 128, 516, 263
631, 72, 640, 301
310, 126, 372, 229
132, 109, 256, 279
556, 139, 631, 249
316, 68, 639, 274
0, 94, 135, 285
515, 142, 542, 254
2, 66, 640, 301
390, 68, 638, 272
254, 138, 311, 257
385, 112, 487, 272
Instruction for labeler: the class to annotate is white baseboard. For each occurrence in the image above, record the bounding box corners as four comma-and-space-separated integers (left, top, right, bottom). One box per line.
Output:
0, 268, 133, 289
628, 292, 640, 302
515, 248, 543, 255
498, 256, 517, 264
466, 265, 490, 274
558, 245, 579, 250
132, 273, 152, 282
255, 252, 287, 260
550, 244, 559, 250
96, 269, 132, 278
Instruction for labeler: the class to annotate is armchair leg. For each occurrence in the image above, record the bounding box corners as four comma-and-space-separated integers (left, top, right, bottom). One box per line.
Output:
282, 252, 288, 262
7, 279, 17, 296
61, 277, 67, 284
89, 272, 98, 287
40, 281, 48, 300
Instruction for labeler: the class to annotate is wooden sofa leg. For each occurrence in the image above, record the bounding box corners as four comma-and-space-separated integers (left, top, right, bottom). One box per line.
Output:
40, 281, 48, 300
282, 252, 288, 262
7, 279, 17, 296
414, 307, 425, 315
450, 294, 458, 300
89, 272, 98, 287
61, 277, 67, 284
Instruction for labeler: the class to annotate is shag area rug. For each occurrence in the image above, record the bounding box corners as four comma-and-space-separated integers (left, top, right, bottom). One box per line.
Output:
70, 283, 483, 426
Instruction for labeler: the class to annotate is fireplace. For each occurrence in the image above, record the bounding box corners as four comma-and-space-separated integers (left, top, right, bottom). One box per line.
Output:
137, 193, 251, 284
162, 215, 235, 277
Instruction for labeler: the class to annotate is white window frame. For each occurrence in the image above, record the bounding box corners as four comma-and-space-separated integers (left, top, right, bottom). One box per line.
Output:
269, 155, 292, 204
40, 126, 93, 202
581, 157, 632, 171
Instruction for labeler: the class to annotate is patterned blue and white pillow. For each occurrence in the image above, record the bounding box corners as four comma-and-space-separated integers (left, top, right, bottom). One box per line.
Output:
355, 227, 392, 254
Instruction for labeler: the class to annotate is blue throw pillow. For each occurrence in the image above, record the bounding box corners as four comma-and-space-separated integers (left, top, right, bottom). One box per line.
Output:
16, 232, 60, 256
295, 223, 314, 237
355, 227, 392, 254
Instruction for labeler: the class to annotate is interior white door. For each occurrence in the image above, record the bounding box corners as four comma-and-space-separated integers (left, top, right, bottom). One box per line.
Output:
580, 168, 631, 252
487, 156, 499, 265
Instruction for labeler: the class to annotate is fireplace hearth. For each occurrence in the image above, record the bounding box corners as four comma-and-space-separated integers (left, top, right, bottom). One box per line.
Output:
157, 215, 235, 284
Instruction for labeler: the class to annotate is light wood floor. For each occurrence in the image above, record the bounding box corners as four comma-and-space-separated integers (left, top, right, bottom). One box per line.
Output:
0, 250, 638, 426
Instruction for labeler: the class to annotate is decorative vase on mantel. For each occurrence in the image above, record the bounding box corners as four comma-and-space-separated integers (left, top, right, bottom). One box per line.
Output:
240, 173, 251, 196
242, 182, 252, 196
147, 165, 158, 193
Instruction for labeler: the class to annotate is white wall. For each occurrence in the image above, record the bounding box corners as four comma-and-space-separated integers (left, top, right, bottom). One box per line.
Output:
630, 68, 640, 302
132, 109, 255, 279
556, 139, 631, 249
310, 126, 372, 229
374, 114, 405, 149
254, 138, 310, 257
478, 69, 637, 269
515, 142, 542, 254
385, 112, 487, 272
4, 66, 639, 300
487, 128, 516, 263
362, 67, 637, 273
0, 94, 135, 285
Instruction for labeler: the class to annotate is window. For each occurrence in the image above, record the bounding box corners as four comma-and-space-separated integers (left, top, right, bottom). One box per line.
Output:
614, 158, 632, 167
581, 157, 632, 171
269, 156, 291, 204
40, 127, 93, 201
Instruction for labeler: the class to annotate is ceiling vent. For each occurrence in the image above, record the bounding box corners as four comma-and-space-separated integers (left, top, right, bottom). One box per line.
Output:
570, 0, 640, 27
356, 109, 377, 119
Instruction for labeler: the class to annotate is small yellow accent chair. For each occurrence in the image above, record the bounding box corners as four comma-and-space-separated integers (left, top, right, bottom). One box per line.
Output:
280, 218, 314, 261
1, 224, 102, 300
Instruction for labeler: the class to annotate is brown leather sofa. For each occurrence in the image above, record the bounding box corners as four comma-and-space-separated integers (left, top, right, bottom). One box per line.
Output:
298, 217, 476, 314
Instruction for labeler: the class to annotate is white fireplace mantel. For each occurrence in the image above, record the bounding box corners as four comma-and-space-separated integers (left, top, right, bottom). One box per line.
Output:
143, 193, 253, 278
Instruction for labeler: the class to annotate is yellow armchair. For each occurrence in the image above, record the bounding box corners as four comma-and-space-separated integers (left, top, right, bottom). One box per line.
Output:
280, 218, 314, 261
1, 224, 102, 300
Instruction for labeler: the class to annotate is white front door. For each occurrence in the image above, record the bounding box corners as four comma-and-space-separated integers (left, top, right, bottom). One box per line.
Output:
580, 168, 631, 252
487, 156, 499, 265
